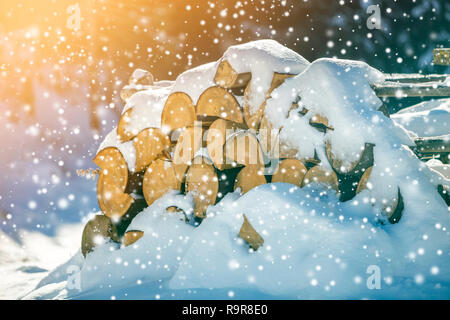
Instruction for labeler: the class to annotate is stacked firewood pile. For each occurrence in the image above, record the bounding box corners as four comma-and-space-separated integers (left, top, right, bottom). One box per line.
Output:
81, 61, 407, 257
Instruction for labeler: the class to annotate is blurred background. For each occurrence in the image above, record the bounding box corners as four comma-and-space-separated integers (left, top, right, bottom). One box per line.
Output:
0, 0, 449, 238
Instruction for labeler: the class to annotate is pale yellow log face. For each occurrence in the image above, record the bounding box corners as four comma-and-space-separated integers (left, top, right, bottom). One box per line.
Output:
271, 159, 307, 187
302, 165, 339, 192
134, 127, 170, 173
196, 86, 244, 124
97, 175, 134, 218
143, 159, 180, 207
161, 92, 196, 133
214, 60, 251, 89
173, 127, 203, 166
185, 162, 218, 218
238, 214, 264, 251
207, 118, 244, 170
94, 147, 134, 218
356, 166, 373, 194
224, 131, 265, 167
122, 230, 144, 247
234, 165, 266, 195
117, 108, 136, 142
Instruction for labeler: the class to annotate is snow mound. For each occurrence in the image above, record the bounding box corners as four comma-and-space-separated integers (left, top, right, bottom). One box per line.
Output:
392, 98, 450, 137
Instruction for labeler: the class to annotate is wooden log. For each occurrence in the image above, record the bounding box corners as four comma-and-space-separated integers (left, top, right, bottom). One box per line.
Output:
120, 84, 152, 102
196, 86, 244, 124
129, 68, 154, 85
185, 157, 219, 219
234, 165, 267, 194
161, 92, 196, 134
355, 168, 403, 224
81, 215, 119, 257
143, 158, 181, 207
271, 159, 307, 187
413, 135, 450, 154
243, 73, 295, 130
214, 60, 252, 89
115, 198, 148, 236
384, 73, 448, 83
166, 206, 189, 222
355, 166, 373, 194
206, 118, 246, 170
238, 214, 264, 251
122, 230, 144, 247
94, 147, 134, 218
433, 49, 450, 66
372, 81, 450, 97
258, 114, 279, 158
224, 130, 265, 167
309, 114, 333, 133
301, 165, 339, 192
134, 127, 171, 173
437, 184, 450, 206
117, 108, 138, 142
326, 141, 375, 201
172, 126, 204, 182
325, 141, 373, 175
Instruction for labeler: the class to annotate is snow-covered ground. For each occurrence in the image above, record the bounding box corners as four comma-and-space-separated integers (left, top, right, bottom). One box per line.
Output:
1, 40, 450, 300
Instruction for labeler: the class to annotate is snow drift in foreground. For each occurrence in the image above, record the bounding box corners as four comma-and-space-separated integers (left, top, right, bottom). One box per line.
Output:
28, 40, 450, 300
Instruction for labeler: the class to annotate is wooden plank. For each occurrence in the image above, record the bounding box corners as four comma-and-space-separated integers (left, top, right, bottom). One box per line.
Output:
373, 81, 450, 97
413, 135, 450, 154
384, 73, 448, 83
434, 49, 450, 66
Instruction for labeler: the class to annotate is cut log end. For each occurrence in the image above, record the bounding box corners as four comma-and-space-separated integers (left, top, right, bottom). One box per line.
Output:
94, 147, 133, 218
356, 166, 373, 194
214, 60, 252, 89
206, 118, 246, 170
234, 165, 267, 194
309, 114, 333, 132
272, 159, 307, 187
134, 127, 171, 173
196, 86, 244, 124
129, 68, 154, 85
224, 130, 265, 167
117, 108, 137, 142
302, 165, 339, 192
143, 159, 181, 207
161, 92, 196, 134
122, 230, 144, 247
81, 215, 119, 257
238, 214, 264, 251
185, 160, 219, 219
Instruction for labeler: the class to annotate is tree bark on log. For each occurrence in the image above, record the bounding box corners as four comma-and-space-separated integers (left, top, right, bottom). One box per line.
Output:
81, 215, 119, 257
